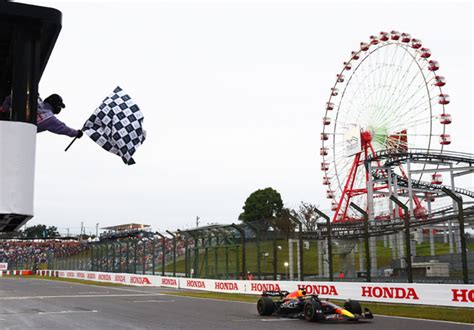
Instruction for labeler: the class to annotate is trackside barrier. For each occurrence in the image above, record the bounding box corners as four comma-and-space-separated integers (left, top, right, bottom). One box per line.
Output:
1, 270, 33, 276
38, 270, 474, 308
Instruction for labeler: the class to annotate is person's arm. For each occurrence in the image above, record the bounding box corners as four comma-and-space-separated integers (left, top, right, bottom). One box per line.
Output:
0, 95, 12, 113
38, 116, 80, 137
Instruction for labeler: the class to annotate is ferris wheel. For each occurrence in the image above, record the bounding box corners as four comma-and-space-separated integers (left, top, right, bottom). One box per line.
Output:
320, 31, 452, 222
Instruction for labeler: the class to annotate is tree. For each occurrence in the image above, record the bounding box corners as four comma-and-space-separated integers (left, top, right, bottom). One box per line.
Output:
272, 208, 297, 239
23, 224, 60, 238
291, 201, 321, 232
239, 187, 283, 231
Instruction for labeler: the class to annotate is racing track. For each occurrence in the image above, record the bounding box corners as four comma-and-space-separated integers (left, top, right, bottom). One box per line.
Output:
0, 278, 472, 329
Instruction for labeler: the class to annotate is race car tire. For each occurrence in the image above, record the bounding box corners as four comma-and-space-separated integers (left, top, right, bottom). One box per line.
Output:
257, 297, 275, 316
344, 300, 362, 315
303, 300, 323, 322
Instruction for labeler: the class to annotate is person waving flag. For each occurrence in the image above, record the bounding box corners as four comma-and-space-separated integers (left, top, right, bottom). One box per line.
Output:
66, 86, 146, 165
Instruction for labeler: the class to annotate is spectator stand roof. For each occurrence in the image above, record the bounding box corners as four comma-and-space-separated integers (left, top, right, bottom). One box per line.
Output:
176, 223, 245, 248
99, 223, 152, 241
101, 223, 150, 232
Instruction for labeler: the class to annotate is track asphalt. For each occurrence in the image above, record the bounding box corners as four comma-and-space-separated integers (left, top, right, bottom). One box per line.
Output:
0, 277, 471, 329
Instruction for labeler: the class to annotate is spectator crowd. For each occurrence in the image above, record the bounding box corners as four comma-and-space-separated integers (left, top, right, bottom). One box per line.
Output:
0, 240, 85, 269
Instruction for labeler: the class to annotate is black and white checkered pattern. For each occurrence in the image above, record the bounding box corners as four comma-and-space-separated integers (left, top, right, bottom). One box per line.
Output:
83, 86, 146, 165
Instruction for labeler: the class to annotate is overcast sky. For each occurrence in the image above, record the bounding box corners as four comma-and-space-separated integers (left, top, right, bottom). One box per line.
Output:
19, 0, 472, 235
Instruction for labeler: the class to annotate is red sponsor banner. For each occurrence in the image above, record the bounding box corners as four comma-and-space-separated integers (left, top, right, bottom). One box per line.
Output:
451, 289, 474, 303
298, 283, 339, 296
129, 276, 152, 285
185, 279, 206, 289
214, 281, 239, 292
98, 274, 112, 281
114, 275, 126, 283
361, 286, 419, 300
249, 282, 282, 294
161, 277, 178, 288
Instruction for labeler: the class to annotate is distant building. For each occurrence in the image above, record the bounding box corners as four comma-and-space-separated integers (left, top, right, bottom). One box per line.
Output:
100, 223, 152, 240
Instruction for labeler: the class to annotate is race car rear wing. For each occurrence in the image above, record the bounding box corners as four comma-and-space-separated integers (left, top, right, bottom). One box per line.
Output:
261, 290, 290, 298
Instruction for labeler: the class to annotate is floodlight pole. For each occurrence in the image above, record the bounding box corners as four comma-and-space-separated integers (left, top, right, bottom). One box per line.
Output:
166, 231, 177, 277
313, 207, 333, 281
389, 196, 413, 283
441, 187, 468, 284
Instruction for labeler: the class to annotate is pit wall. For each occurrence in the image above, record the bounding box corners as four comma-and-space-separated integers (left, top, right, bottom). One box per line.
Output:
37, 270, 474, 308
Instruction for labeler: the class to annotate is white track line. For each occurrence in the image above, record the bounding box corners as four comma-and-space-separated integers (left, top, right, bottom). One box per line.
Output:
38, 310, 98, 315
0, 293, 164, 300
376, 314, 474, 326
132, 300, 175, 303
29, 278, 155, 294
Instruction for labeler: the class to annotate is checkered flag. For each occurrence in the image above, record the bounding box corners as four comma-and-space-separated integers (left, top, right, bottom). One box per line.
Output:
83, 86, 146, 165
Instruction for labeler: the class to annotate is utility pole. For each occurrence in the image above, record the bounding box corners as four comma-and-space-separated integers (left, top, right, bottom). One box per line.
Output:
196, 216, 200, 227
81, 221, 84, 237
67, 228, 70, 237
96, 223, 99, 237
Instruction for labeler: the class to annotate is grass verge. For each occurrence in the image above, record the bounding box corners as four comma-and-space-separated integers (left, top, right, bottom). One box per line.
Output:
5, 276, 473, 323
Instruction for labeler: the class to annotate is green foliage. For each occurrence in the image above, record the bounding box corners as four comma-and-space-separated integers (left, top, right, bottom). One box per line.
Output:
272, 208, 296, 238
23, 224, 60, 238
239, 187, 283, 231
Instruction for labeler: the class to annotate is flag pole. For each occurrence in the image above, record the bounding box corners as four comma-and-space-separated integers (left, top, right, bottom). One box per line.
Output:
64, 136, 78, 152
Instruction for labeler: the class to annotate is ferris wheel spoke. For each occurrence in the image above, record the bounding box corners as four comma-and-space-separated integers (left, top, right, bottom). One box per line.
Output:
382, 115, 432, 133
383, 61, 428, 116
382, 57, 420, 114
385, 73, 431, 117
374, 45, 399, 109
377, 46, 408, 109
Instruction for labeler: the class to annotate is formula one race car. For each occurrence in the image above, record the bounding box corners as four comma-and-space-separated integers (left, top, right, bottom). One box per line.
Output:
257, 289, 373, 322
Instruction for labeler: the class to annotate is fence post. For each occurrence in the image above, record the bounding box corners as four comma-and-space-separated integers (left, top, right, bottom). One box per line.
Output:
290, 215, 304, 281
118, 242, 123, 273
390, 196, 413, 283
231, 224, 246, 279
133, 239, 138, 274
272, 232, 277, 280
350, 203, 371, 282
105, 243, 109, 272
166, 231, 176, 277
126, 240, 130, 273
314, 208, 333, 281
442, 187, 468, 284
155, 232, 166, 276
152, 238, 156, 276
142, 238, 147, 275
245, 222, 260, 280
177, 230, 188, 277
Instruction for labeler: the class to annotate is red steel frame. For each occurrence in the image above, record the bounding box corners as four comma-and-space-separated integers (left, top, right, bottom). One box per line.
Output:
332, 131, 425, 222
